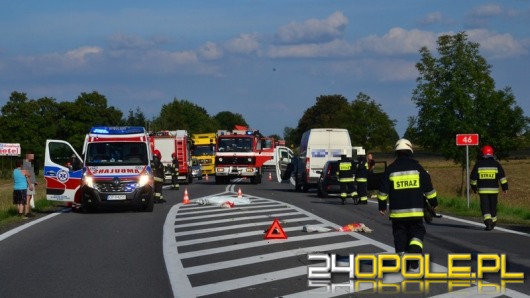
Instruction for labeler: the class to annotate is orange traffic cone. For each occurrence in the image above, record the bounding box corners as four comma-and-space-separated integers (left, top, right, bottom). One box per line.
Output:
237, 187, 242, 198
268, 172, 272, 181
183, 188, 190, 204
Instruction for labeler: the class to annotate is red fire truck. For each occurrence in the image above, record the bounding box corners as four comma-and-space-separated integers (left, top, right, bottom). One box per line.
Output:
149, 130, 193, 184
214, 127, 273, 184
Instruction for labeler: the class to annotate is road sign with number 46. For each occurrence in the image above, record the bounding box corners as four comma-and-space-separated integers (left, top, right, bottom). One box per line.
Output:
456, 134, 479, 146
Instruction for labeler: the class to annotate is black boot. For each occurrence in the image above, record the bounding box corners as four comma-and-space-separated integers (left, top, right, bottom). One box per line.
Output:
484, 219, 493, 231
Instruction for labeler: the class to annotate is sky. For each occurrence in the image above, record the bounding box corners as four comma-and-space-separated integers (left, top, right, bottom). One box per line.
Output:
1, 1, 529, 138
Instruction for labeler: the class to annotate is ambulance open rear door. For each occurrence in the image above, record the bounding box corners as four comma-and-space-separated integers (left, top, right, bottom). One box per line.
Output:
44, 140, 83, 203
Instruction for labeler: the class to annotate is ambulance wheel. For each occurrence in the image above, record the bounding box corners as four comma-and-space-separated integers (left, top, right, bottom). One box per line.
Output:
143, 197, 154, 212
81, 201, 97, 213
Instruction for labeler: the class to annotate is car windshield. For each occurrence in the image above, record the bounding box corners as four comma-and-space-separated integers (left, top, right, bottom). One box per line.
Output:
86, 142, 148, 166
217, 137, 252, 152
193, 145, 214, 155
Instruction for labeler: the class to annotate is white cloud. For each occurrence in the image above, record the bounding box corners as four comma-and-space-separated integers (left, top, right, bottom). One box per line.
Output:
358, 27, 437, 55
225, 33, 261, 54
65, 46, 103, 63
199, 42, 223, 60
274, 11, 348, 45
467, 29, 528, 58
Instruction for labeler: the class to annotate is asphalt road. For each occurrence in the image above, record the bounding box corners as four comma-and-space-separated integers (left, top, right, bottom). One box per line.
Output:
0, 172, 528, 298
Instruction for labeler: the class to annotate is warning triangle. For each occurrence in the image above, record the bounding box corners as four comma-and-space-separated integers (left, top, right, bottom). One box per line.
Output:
264, 218, 288, 240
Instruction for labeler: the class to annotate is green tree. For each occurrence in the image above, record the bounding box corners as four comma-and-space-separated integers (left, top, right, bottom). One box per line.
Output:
293, 94, 351, 144
348, 93, 398, 151
290, 94, 397, 151
0, 92, 38, 152
409, 32, 529, 165
57, 92, 123, 151
152, 98, 217, 133
125, 107, 148, 127
213, 111, 248, 131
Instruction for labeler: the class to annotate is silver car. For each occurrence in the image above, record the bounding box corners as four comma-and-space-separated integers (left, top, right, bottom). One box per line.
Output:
191, 158, 203, 180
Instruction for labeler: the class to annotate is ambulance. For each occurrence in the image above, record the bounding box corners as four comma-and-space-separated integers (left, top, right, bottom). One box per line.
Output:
44, 126, 154, 212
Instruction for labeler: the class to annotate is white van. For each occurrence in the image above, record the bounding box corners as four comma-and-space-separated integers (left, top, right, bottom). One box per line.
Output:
296, 128, 354, 192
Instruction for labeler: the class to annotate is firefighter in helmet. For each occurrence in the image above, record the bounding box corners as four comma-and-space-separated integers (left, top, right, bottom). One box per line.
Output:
470, 145, 508, 231
170, 152, 180, 190
337, 152, 356, 205
378, 138, 437, 271
354, 149, 369, 205
152, 150, 166, 203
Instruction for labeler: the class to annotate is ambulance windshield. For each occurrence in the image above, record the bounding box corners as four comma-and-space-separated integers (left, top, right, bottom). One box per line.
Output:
86, 142, 148, 166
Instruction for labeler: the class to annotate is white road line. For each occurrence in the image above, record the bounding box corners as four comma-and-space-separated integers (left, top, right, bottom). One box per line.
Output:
173, 211, 303, 228
192, 266, 308, 297
0, 210, 65, 242
176, 225, 305, 246
173, 217, 320, 237
184, 240, 368, 275
437, 214, 530, 238
178, 232, 358, 259
172, 207, 298, 221
176, 202, 280, 215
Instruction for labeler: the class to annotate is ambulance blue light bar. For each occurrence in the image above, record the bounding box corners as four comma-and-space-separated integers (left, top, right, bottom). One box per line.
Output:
90, 126, 146, 135
245, 131, 253, 135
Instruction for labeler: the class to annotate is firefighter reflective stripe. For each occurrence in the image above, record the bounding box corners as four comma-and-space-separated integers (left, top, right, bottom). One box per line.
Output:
378, 192, 388, 201
500, 177, 508, 184
356, 177, 367, 182
478, 167, 498, 179
359, 196, 368, 201
338, 177, 354, 182
409, 237, 423, 249
483, 213, 492, 220
154, 176, 164, 182
389, 170, 420, 189
339, 162, 352, 171
389, 208, 423, 218
492, 216, 497, 222
478, 187, 500, 194
424, 189, 437, 199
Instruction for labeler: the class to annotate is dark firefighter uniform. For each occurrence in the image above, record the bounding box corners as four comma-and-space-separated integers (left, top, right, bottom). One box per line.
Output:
354, 156, 369, 205
337, 154, 357, 205
378, 140, 437, 268
470, 146, 508, 231
152, 150, 166, 203
170, 153, 180, 190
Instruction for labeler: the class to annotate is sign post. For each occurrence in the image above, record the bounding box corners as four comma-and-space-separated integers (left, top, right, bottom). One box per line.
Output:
456, 134, 479, 208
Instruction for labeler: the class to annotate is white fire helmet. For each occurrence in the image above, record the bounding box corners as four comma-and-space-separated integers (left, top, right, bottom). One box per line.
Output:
395, 138, 413, 153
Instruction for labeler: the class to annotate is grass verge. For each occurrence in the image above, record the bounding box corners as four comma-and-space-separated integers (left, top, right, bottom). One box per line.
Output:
437, 196, 530, 226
